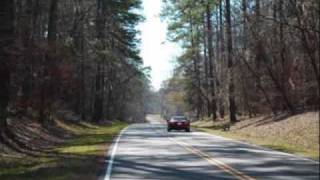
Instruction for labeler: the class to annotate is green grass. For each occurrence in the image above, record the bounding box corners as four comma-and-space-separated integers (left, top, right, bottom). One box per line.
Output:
0, 121, 127, 180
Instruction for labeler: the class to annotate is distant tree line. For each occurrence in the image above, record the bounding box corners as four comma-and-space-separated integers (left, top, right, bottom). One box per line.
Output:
161, 0, 319, 122
0, 0, 150, 144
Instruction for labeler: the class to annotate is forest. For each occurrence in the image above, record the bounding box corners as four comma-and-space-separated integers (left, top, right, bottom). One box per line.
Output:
0, 0, 152, 147
160, 0, 319, 122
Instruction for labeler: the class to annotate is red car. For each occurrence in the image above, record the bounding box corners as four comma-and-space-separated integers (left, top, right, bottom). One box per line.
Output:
167, 116, 190, 132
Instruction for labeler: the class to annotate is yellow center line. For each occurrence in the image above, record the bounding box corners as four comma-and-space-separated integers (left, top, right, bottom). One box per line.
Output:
169, 137, 256, 180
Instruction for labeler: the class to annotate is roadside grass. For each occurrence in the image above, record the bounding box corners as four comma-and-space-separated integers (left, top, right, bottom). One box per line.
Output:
192, 112, 319, 160
0, 120, 127, 180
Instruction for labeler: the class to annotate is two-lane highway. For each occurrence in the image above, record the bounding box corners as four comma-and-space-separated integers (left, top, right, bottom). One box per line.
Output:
104, 117, 319, 180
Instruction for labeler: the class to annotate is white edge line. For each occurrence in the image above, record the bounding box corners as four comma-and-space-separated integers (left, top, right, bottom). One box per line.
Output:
104, 127, 128, 180
192, 129, 320, 164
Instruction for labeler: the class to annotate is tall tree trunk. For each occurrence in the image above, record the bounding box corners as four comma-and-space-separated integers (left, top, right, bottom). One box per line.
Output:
19, 0, 34, 113
93, 0, 106, 122
202, 14, 211, 117
254, 0, 262, 103
278, 0, 294, 113
189, 10, 201, 119
0, 0, 14, 140
318, 0, 320, 115
241, 0, 254, 117
206, 3, 217, 120
225, 0, 237, 123
72, 1, 86, 119
218, 0, 225, 118
39, 0, 59, 123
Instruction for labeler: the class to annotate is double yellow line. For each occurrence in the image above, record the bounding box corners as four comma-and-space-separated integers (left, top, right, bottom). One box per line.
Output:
169, 137, 256, 180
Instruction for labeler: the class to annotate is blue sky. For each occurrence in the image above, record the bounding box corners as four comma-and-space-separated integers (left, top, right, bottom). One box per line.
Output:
137, 0, 181, 90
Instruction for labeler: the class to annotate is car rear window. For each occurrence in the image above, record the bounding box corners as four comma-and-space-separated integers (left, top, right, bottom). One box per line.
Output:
173, 116, 187, 121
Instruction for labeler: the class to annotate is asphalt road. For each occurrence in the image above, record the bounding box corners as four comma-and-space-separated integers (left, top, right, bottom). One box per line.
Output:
104, 116, 319, 180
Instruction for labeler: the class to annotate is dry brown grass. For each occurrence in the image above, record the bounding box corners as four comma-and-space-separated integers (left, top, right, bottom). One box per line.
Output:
192, 111, 319, 160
